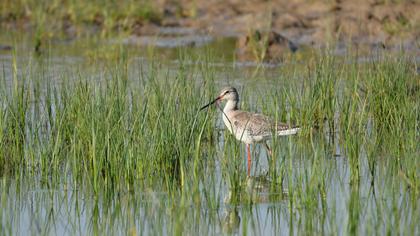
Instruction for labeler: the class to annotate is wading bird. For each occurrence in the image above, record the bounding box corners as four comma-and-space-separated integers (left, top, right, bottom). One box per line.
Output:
200, 87, 299, 175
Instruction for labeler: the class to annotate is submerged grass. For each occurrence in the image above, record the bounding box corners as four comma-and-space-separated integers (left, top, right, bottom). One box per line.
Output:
0, 48, 419, 234
0, 55, 219, 193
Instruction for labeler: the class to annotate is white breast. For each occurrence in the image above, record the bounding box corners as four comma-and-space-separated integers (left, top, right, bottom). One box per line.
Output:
222, 112, 256, 144
222, 113, 233, 134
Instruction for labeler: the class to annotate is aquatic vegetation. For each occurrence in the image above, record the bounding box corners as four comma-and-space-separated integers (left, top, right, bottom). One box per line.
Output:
0, 46, 419, 235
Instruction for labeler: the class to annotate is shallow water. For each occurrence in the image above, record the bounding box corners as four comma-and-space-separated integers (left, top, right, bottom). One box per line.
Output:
0, 34, 419, 235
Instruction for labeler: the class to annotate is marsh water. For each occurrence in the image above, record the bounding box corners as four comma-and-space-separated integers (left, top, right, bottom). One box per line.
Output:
0, 34, 419, 236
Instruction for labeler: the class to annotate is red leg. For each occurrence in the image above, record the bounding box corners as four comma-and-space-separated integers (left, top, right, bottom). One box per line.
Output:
247, 144, 251, 176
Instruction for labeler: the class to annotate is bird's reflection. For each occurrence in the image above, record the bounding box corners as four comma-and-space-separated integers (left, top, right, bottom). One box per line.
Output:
246, 175, 289, 203
224, 174, 289, 204
221, 174, 290, 234
222, 207, 240, 234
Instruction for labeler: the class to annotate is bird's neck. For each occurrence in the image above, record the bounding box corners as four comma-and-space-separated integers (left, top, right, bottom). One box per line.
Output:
223, 99, 239, 113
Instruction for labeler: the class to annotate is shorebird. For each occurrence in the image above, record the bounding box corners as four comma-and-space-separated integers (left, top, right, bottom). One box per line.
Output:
200, 87, 299, 175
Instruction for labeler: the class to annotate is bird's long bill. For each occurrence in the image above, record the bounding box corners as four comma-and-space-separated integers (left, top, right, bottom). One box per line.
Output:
200, 96, 221, 111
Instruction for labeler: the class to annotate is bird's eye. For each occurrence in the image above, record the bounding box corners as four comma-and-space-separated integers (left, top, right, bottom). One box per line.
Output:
225, 91, 230, 94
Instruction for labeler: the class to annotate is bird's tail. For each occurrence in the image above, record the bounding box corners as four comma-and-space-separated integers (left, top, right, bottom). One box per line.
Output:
277, 127, 300, 136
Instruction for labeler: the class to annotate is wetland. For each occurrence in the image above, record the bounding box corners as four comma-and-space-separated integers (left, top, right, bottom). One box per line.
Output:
0, 1, 419, 235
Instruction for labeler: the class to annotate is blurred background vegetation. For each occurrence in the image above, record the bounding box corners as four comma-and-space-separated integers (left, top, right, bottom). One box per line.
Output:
1, 0, 418, 43
0, 0, 160, 37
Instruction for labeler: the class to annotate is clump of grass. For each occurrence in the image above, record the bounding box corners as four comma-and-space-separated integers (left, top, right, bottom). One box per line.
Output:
0, 54, 218, 194
290, 52, 342, 137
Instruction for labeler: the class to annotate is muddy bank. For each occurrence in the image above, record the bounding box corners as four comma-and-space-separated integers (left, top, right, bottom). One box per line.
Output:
152, 0, 419, 60
155, 0, 419, 45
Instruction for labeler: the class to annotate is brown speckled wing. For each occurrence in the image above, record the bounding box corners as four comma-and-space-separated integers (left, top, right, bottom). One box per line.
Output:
232, 111, 273, 137
232, 111, 295, 136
